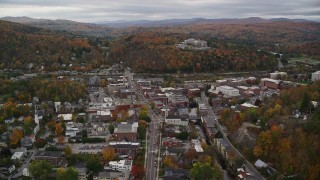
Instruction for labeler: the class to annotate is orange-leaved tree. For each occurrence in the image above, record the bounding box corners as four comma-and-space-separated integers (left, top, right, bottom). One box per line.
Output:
102, 147, 115, 162
10, 128, 24, 146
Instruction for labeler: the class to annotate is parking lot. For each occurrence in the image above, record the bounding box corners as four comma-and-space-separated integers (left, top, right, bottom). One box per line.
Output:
70, 143, 108, 154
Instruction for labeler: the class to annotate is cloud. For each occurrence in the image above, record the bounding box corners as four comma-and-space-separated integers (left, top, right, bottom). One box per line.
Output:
0, 0, 319, 22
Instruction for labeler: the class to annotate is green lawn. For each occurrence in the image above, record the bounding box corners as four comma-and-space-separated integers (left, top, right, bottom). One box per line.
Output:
290, 57, 320, 65
0, 93, 12, 100
299, 81, 312, 85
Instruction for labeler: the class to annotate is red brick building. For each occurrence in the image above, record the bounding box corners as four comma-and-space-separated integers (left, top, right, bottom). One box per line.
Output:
146, 92, 168, 103
187, 88, 201, 98
161, 137, 183, 147
109, 142, 140, 157
260, 78, 282, 89
114, 123, 138, 141
168, 94, 189, 108
34, 151, 64, 166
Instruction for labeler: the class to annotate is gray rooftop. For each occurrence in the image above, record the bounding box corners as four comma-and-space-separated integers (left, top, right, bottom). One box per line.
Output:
115, 124, 133, 133
119, 88, 135, 93
98, 170, 124, 179
202, 115, 215, 128
20, 137, 33, 147
35, 151, 63, 158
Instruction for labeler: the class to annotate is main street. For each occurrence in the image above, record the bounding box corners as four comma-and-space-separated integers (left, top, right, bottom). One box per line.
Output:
138, 91, 161, 180
126, 71, 162, 180
200, 92, 265, 180
145, 112, 161, 180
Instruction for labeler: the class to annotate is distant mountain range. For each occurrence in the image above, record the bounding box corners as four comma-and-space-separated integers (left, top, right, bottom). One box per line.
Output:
1, 16, 316, 28
95, 17, 315, 27
1, 16, 79, 24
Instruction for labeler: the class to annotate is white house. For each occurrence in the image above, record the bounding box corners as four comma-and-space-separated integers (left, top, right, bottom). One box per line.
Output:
65, 131, 78, 137
11, 152, 26, 162
254, 159, 268, 168
311, 71, 320, 82
23, 167, 30, 177
191, 139, 204, 153
58, 114, 73, 121
97, 110, 110, 116
177, 38, 210, 50
216, 86, 240, 97
54, 102, 61, 112
240, 103, 258, 109
33, 123, 40, 135
0, 165, 15, 174
165, 116, 188, 126
8, 165, 15, 173
65, 123, 80, 137
34, 114, 41, 125
108, 160, 132, 172
311, 101, 318, 108
270, 71, 287, 79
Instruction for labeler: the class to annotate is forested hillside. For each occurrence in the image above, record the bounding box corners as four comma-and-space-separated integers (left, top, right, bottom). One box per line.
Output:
1, 19, 319, 73
108, 21, 320, 72
108, 32, 278, 73
0, 16, 115, 37
177, 21, 320, 56
221, 82, 320, 179
253, 82, 320, 179
0, 20, 109, 71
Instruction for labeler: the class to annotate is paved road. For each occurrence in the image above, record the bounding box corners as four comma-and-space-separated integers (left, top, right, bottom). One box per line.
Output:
8, 149, 38, 179
149, 110, 164, 180
200, 92, 264, 180
145, 117, 160, 180
128, 73, 162, 180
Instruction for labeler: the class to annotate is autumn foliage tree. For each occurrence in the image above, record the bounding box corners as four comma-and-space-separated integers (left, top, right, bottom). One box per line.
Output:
24, 116, 32, 124
34, 138, 47, 148
1, 98, 17, 118
226, 112, 245, 133
249, 82, 320, 178
57, 167, 78, 180
0, 20, 107, 71
254, 125, 282, 159
55, 123, 64, 135
47, 119, 56, 131
64, 145, 72, 157
198, 154, 212, 165
85, 155, 103, 173
190, 162, 223, 180
29, 160, 53, 180
163, 155, 178, 168
120, 110, 129, 121
102, 147, 115, 162
57, 135, 65, 144
23, 116, 33, 135
131, 164, 144, 180
137, 120, 147, 140
9, 129, 23, 147
139, 109, 150, 122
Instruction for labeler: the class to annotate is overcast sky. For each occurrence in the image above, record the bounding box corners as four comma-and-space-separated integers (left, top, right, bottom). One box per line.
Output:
0, 0, 319, 22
